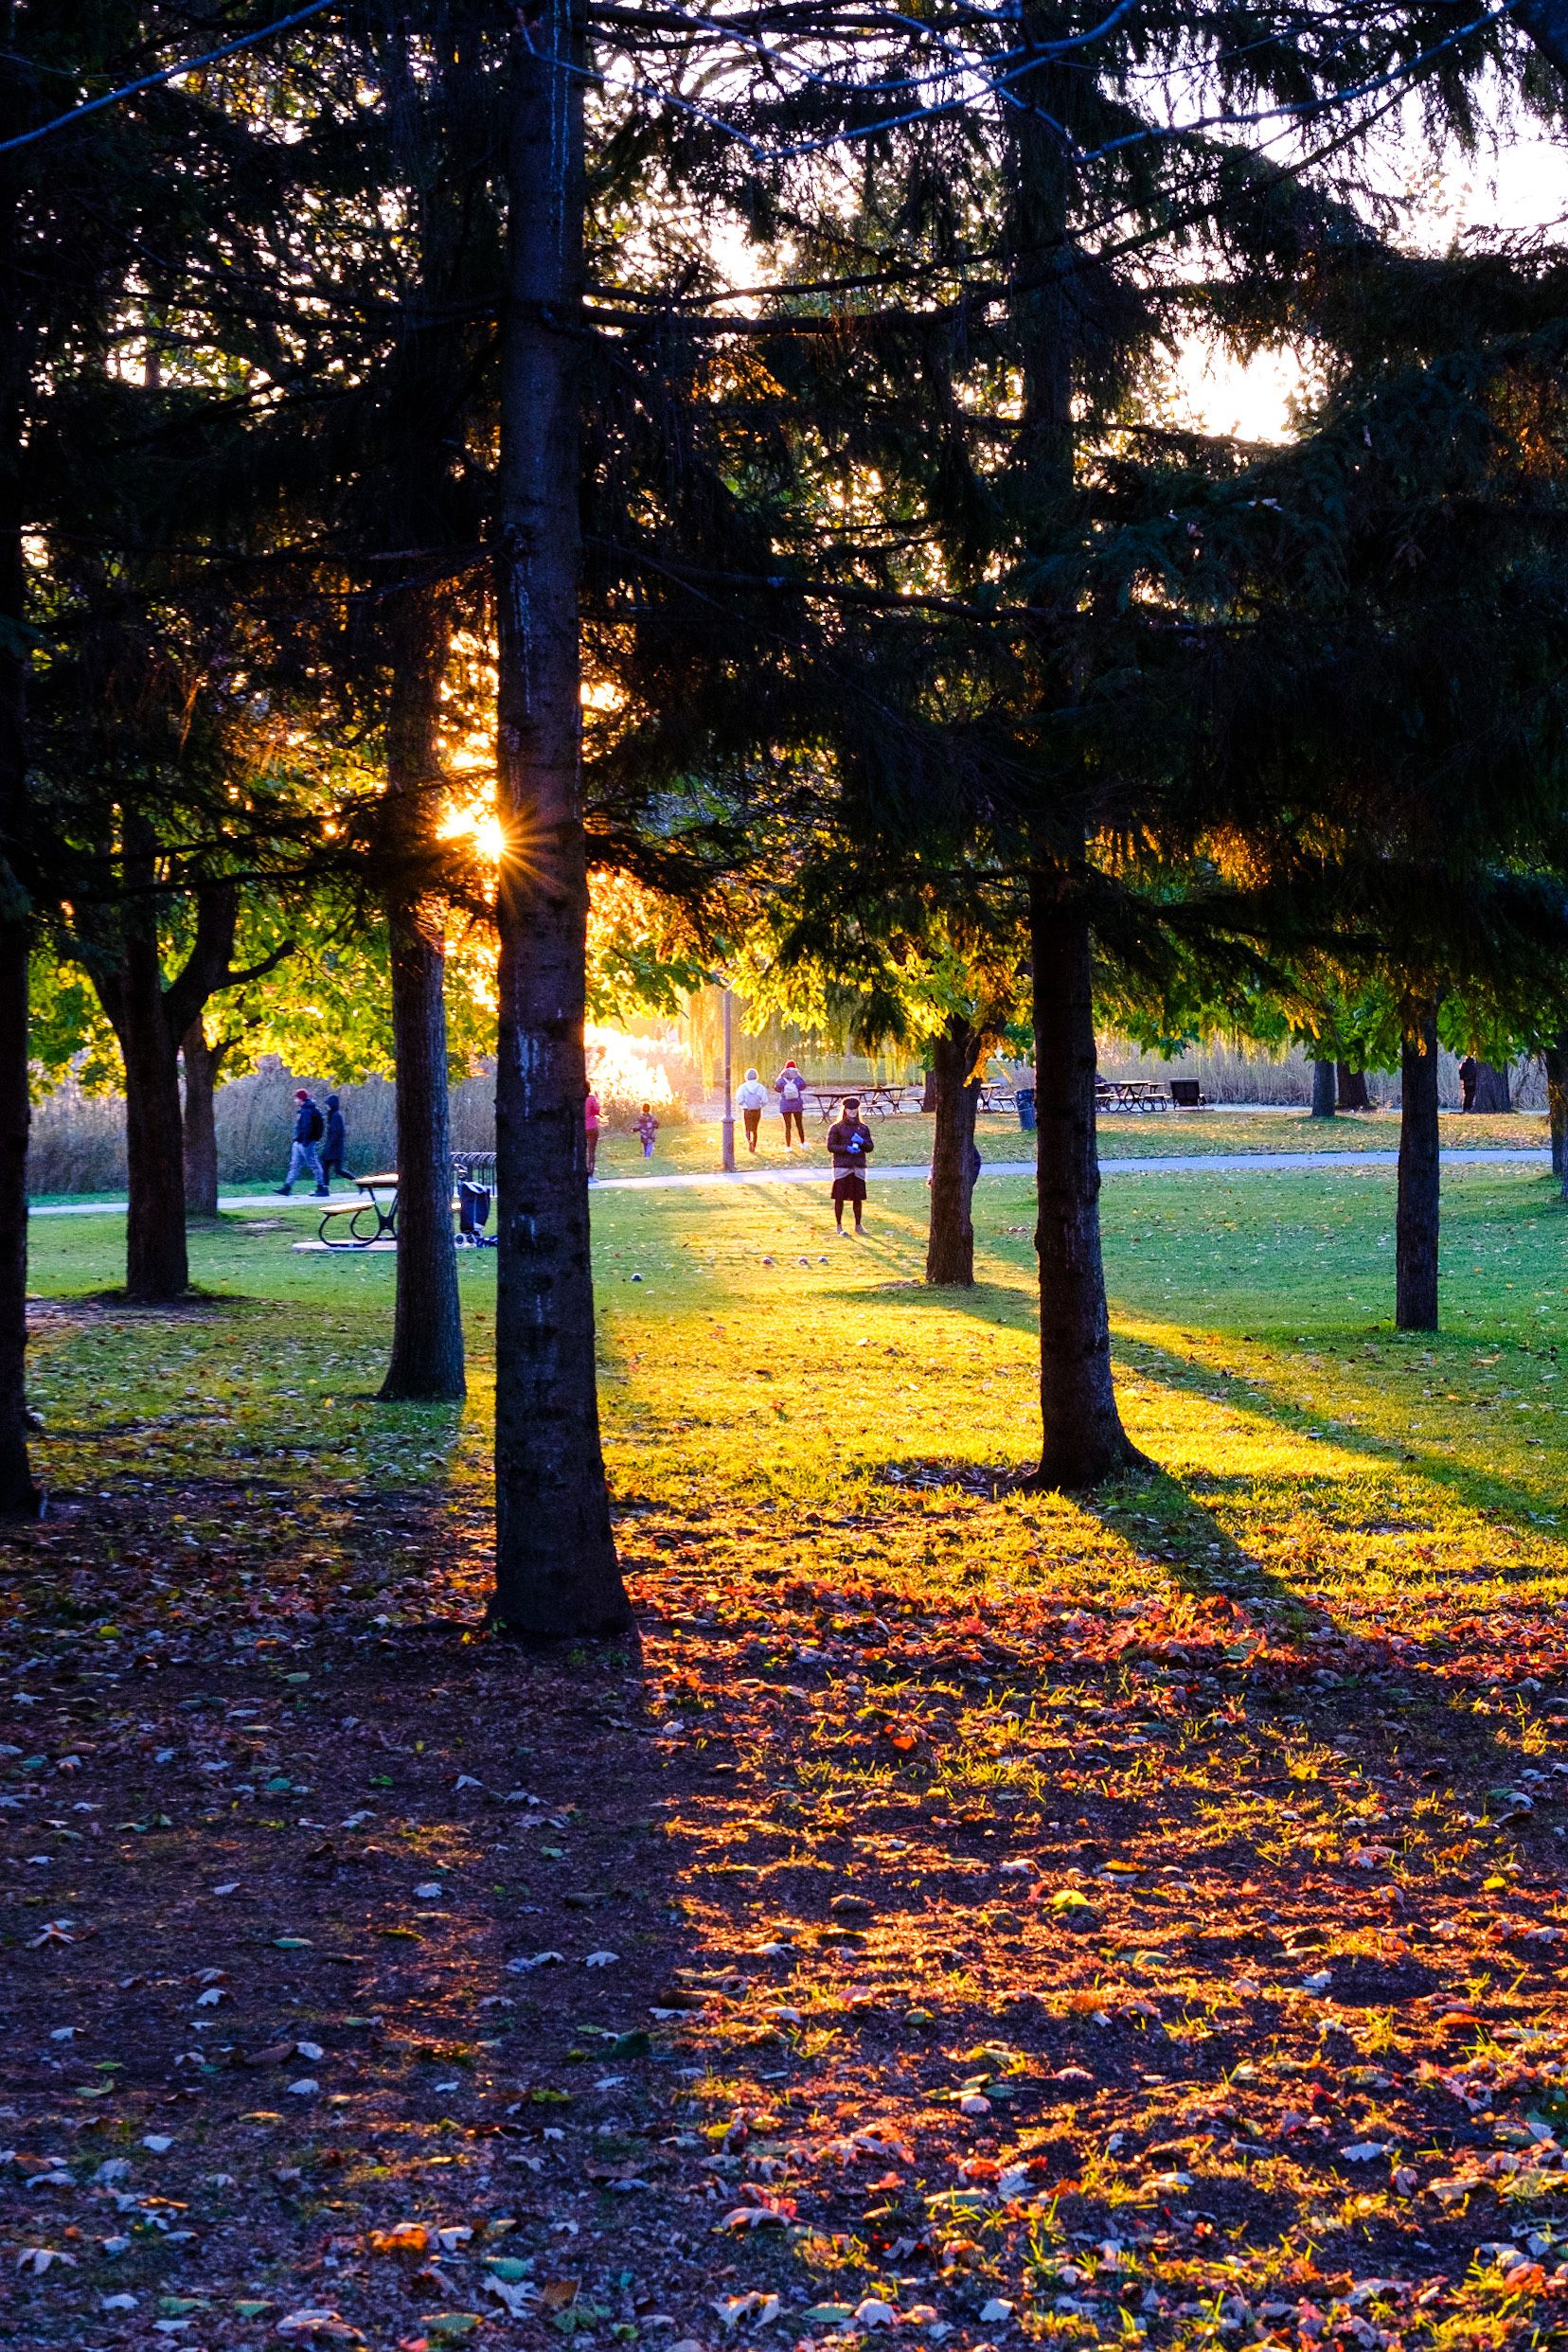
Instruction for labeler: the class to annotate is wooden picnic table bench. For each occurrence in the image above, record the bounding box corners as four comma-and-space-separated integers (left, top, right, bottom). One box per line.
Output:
1095, 1078, 1170, 1113
318, 1172, 401, 1247
975, 1080, 1015, 1113
805, 1082, 916, 1120
317, 1156, 499, 1249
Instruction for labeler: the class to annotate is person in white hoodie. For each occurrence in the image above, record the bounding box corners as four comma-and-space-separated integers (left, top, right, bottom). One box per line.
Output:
736, 1067, 770, 1153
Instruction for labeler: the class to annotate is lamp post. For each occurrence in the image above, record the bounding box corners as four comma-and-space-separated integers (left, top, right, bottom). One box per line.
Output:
721, 985, 736, 1172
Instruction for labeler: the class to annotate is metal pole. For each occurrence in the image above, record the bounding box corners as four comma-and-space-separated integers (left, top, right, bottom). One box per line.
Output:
722, 986, 736, 1171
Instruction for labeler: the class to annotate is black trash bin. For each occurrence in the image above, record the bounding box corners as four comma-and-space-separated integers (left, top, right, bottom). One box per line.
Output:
458, 1180, 493, 1244
1015, 1086, 1037, 1132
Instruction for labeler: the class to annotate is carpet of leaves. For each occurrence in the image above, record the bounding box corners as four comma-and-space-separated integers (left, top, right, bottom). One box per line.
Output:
4, 1468, 1568, 2352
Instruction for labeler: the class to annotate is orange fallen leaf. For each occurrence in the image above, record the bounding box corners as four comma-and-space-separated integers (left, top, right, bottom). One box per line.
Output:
370, 2224, 430, 2257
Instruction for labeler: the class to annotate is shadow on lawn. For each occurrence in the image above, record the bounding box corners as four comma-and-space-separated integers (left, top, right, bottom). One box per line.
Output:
855, 1274, 1543, 1811
21, 1290, 478, 1628
1109, 1322, 1568, 1551
863, 1259, 1568, 1542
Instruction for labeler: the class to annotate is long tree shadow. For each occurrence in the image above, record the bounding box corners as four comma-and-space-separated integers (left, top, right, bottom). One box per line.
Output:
852, 1273, 1565, 1863
1107, 1317, 1568, 1557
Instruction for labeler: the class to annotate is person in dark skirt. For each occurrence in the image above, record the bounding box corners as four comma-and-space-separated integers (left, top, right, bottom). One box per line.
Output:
825, 1095, 875, 1234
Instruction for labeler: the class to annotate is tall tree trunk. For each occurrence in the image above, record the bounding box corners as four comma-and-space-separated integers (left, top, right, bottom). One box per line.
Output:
112, 817, 187, 1303
1546, 1029, 1568, 1186
1310, 1059, 1336, 1118
1396, 996, 1440, 1333
1472, 1059, 1512, 1114
380, 594, 464, 1403
1336, 1062, 1371, 1113
490, 0, 627, 1637
1009, 21, 1144, 1489
926, 1014, 978, 1286
102, 879, 257, 1273
1029, 867, 1145, 1487
181, 1019, 220, 1217
0, 150, 39, 1512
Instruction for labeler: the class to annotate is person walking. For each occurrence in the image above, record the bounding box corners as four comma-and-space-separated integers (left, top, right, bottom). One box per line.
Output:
736, 1066, 769, 1152
825, 1094, 874, 1234
276, 1089, 329, 1196
635, 1102, 659, 1160
1458, 1054, 1479, 1113
584, 1085, 602, 1178
321, 1093, 349, 1184
775, 1059, 809, 1148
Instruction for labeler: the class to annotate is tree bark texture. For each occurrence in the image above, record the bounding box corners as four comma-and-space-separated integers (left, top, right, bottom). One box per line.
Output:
380, 593, 465, 1403
1310, 1059, 1336, 1118
490, 0, 628, 1637
1472, 1059, 1512, 1114
1009, 25, 1140, 1488
0, 152, 39, 1512
1397, 997, 1440, 1332
112, 819, 189, 1302
925, 1015, 978, 1286
1546, 1030, 1568, 1186
1336, 1063, 1371, 1112
93, 876, 263, 1302
1029, 868, 1144, 1487
181, 1019, 221, 1217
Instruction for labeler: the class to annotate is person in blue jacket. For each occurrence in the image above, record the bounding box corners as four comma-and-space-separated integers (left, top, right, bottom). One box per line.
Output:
276, 1090, 330, 1196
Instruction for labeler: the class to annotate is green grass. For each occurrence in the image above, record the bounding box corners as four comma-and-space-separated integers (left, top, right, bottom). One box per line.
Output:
24, 1155, 1568, 1539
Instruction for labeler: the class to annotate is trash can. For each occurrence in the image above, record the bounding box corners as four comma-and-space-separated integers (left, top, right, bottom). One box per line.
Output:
458, 1180, 492, 1243
1015, 1087, 1036, 1132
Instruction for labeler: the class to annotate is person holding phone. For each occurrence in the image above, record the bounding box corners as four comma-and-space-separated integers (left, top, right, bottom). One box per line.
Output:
825, 1095, 875, 1235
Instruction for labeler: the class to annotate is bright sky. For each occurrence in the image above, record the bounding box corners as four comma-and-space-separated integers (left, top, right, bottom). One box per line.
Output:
1178, 105, 1566, 442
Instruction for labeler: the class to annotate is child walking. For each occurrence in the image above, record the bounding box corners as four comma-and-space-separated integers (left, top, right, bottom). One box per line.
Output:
635, 1102, 659, 1160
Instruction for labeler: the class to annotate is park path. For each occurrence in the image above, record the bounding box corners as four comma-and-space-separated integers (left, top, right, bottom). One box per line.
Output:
25, 1140, 1553, 1215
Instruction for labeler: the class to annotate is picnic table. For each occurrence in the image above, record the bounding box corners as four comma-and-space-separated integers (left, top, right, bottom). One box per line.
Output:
318, 1172, 401, 1247
804, 1082, 918, 1120
316, 1154, 498, 1249
1095, 1078, 1170, 1113
976, 1080, 1015, 1113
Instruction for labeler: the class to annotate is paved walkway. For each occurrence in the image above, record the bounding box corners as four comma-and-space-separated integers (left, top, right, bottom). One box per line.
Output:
27, 1143, 1555, 1218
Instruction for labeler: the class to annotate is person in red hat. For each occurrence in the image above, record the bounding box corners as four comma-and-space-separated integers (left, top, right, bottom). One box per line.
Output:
276, 1089, 330, 1196
774, 1059, 809, 1148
